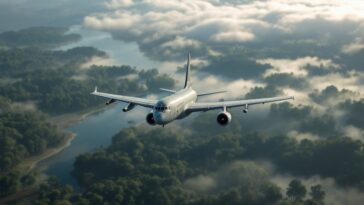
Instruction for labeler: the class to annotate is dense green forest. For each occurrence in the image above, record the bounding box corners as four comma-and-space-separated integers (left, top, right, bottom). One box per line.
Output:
0, 42, 175, 115
28, 121, 333, 205
0, 97, 66, 197
0, 27, 81, 48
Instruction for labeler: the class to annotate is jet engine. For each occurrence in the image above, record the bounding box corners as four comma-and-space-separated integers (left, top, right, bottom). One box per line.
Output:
122, 103, 135, 112
146, 112, 156, 126
216, 111, 232, 126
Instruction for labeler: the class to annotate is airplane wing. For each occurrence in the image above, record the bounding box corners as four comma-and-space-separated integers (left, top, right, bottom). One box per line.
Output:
91, 87, 156, 108
187, 96, 294, 112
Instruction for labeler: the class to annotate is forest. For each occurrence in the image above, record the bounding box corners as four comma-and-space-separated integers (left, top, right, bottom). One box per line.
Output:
1, 25, 364, 205
0, 97, 66, 197
29, 118, 340, 205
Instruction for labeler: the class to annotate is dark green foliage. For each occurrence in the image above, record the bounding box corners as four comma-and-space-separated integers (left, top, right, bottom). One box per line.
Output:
33, 177, 73, 205
0, 171, 21, 197
72, 127, 283, 205
139, 69, 175, 91
0, 99, 65, 171
0, 47, 105, 77
309, 184, 325, 202
0, 27, 81, 48
0, 47, 175, 114
0, 98, 66, 197
286, 179, 306, 202
202, 54, 271, 79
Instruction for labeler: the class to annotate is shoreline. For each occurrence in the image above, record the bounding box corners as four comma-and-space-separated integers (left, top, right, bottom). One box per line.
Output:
15, 106, 108, 174
17, 133, 76, 175
51, 105, 109, 129
0, 106, 109, 203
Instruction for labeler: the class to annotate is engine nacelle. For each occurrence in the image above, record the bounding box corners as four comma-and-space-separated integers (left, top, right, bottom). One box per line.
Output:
146, 112, 156, 126
216, 111, 232, 126
122, 103, 135, 112
106, 99, 116, 105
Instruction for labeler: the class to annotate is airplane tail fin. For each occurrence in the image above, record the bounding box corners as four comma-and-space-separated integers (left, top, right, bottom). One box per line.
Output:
184, 53, 191, 88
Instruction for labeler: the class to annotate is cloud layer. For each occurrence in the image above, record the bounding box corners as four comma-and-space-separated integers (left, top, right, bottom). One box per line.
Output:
84, 0, 364, 60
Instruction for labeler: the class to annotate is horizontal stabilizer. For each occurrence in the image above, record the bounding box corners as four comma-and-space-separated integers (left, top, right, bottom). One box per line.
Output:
198, 90, 227, 97
160, 88, 176, 93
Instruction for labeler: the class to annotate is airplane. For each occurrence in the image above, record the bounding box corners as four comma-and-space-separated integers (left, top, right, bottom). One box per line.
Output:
91, 54, 294, 126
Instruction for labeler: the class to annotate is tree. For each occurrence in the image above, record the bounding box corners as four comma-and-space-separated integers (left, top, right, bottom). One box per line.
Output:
309, 184, 325, 202
286, 179, 306, 202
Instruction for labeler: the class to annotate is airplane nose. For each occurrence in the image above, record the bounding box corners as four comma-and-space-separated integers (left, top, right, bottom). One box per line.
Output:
153, 112, 164, 124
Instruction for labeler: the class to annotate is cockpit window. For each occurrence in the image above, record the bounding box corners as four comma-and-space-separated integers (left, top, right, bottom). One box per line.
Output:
155, 101, 169, 112
155, 106, 168, 112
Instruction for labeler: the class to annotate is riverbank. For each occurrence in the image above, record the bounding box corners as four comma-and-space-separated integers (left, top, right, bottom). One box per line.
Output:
16, 133, 75, 175
0, 106, 112, 204
51, 105, 110, 129
14, 106, 108, 174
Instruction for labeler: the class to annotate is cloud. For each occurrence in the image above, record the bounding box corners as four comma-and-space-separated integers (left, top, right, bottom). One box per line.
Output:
80, 56, 118, 69
309, 71, 364, 93
210, 31, 255, 43
309, 85, 358, 105
183, 175, 216, 192
342, 39, 364, 54
258, 57, 340, 77
105, 0, 134, 9
183, 160, 270, 193
83, 0, 364, 60
271, 174, 364, 205
287, 130, 320, 141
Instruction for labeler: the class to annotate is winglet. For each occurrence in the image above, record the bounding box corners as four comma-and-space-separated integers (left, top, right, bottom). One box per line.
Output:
93, 86, 98, 94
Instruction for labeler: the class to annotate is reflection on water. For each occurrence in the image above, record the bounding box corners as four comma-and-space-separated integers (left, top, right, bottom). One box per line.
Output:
41, 104, 143, 186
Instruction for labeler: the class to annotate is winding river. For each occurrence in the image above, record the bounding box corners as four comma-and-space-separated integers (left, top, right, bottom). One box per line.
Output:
40, 104, 143, 187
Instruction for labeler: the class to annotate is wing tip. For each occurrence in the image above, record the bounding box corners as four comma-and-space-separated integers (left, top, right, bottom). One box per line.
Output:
91, 86, 98, 94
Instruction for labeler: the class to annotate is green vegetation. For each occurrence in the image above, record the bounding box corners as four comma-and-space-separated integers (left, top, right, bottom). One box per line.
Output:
0, 97, 65, 197
0, 27, 81, 48
28, 117, 343, 205
0, 47, 175, 114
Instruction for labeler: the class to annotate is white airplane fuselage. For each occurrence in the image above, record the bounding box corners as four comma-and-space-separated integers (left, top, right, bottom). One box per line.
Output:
153, 87, 197, 125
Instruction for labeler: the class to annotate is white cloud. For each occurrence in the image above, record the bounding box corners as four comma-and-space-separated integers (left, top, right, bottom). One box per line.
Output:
183, 175, 216, 192
287, 130, 320, 141
342, 39, 364, 54
161, 36, 202, 50
258, 57, 340, 77
105, 0, 134, 9
309, 71, 364, 93
210, 31, 255, 43
271, 174, 364, 205
342, 126, 364, 142
80, 56, 118, 69
84, 0, 364, 54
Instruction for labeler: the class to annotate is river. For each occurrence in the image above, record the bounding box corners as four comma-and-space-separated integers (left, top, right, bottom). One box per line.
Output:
40, 104, 144, 187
